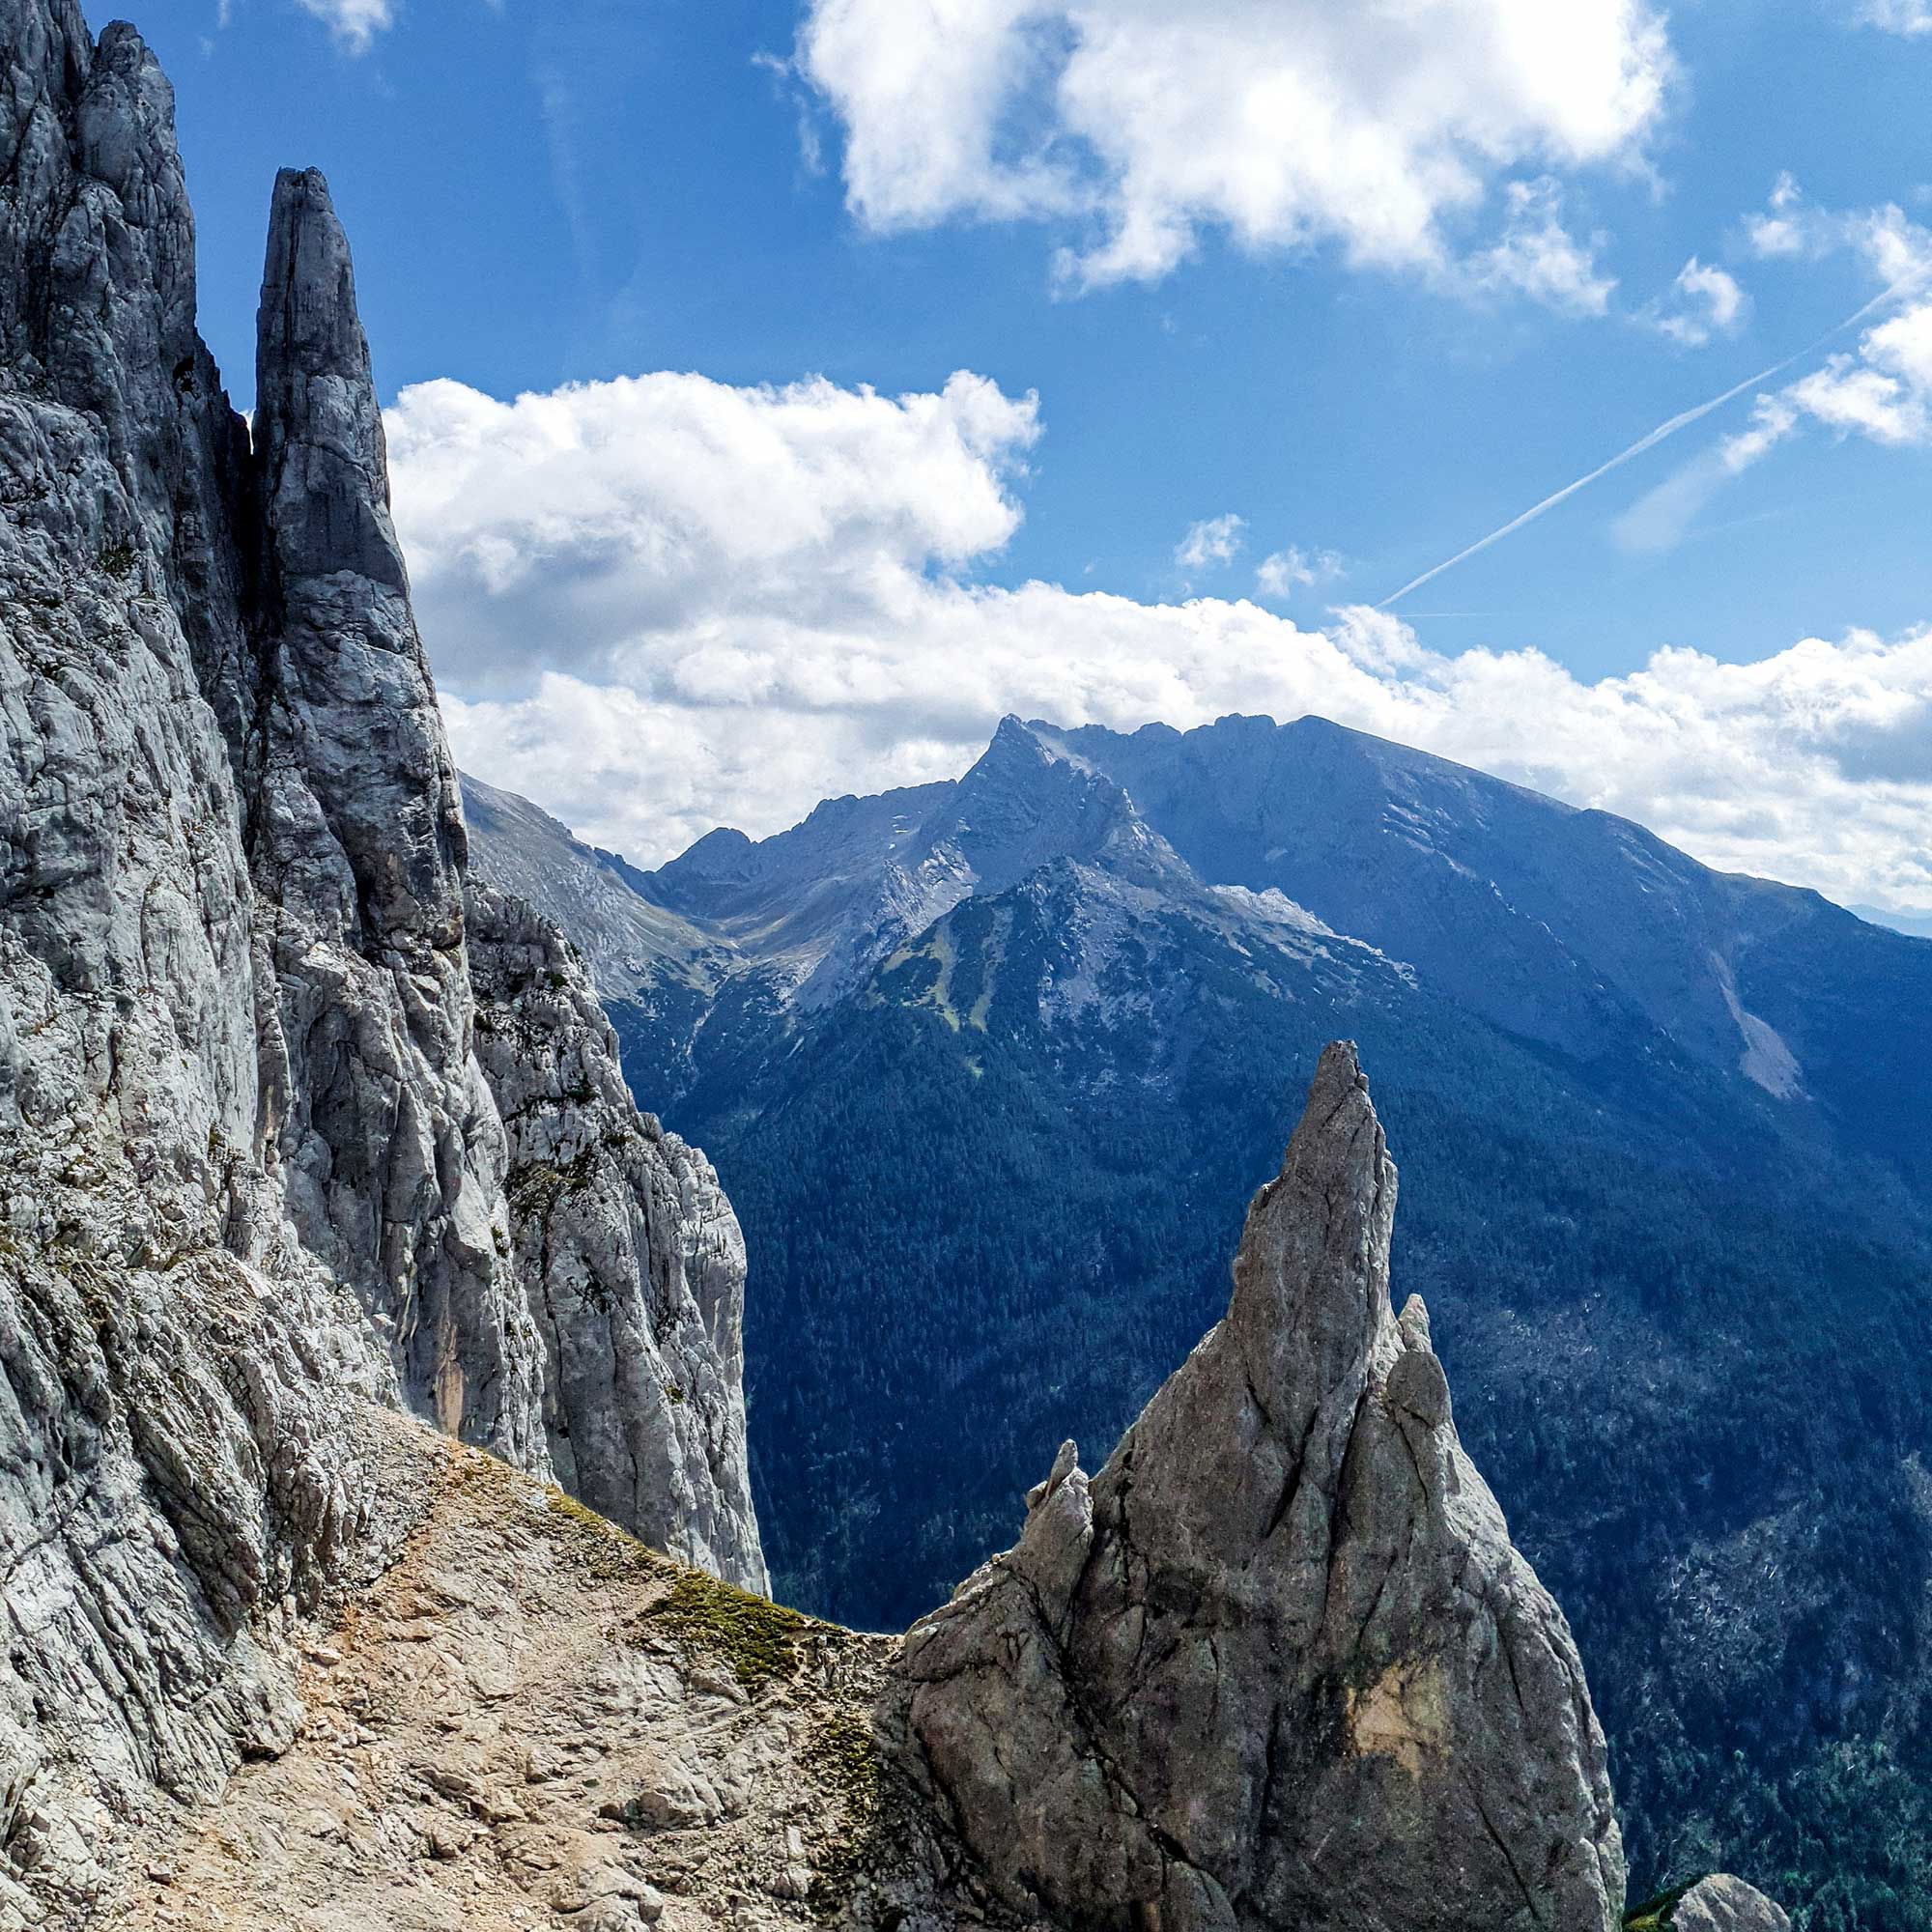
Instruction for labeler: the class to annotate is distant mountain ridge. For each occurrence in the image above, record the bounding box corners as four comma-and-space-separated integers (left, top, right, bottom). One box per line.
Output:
468, 711, 1929, 1165
467, 715, 1932, 1918
1853, 901, 1932, 940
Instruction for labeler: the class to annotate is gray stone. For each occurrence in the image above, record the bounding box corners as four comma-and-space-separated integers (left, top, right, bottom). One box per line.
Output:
466, 884, 763, 1589
0, 7, 761, 1918
901, 1041, 1627, 1932
1671, 1875, 1794, 1932
247, 163, 547, 1467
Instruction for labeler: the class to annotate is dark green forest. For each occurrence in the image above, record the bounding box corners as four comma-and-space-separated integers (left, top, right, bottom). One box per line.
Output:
627, 878, 1932, 1924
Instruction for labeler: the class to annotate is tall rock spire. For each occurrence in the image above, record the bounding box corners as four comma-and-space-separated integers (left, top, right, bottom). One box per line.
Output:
902, 1041, 1626, 1932
240, 165, 544, 1463
252, 165, 465, 959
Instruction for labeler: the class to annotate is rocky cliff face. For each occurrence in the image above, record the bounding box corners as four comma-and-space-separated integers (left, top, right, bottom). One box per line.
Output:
466, 885, 764, 1592
78, 1043, 1788, 1932
901, 1041, 1626, 1931
245, 165, 550, 1466
0, 6, 759, 1917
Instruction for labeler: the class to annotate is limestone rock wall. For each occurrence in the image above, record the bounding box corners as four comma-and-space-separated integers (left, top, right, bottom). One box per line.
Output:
243, 166, 547, 1466
0, 8, 762, 1918
467, 884, 764, 1593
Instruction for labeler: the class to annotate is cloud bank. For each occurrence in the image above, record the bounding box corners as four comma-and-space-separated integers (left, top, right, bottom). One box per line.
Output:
792, 0, 1673, 297
386, 368, 1932, 921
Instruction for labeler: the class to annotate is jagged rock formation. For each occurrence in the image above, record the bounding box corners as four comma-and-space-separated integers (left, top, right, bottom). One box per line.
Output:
901, 1042, 1625, 1931
244, 166, 547, 1463
466, 885, 763, 1591
0, 5, 759, 1918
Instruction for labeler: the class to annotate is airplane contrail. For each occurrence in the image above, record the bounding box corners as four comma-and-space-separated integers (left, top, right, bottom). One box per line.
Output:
1378, 265, 1932, 610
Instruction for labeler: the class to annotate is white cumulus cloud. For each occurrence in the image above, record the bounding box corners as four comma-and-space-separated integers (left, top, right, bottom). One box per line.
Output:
1466, 179, 1616, 316
386, 368, 1038, 692
387, 365, 1932, 918
1255, 545, 1344, 599
1646, 256, 1749, 347
792, 0, 1673, 297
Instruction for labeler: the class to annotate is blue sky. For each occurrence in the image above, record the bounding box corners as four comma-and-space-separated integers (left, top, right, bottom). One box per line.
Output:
139, 0, 1932, 917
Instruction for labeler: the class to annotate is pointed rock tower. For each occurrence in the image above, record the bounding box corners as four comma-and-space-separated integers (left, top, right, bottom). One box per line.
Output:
902, 1041, 1625, 1931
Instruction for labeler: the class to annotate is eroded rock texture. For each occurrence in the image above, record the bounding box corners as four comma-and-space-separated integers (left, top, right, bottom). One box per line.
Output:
0, 6, 760, 1919
467, 885, 765, 1593
902, 1041, 1626, 1932
244, 166, 548, 1464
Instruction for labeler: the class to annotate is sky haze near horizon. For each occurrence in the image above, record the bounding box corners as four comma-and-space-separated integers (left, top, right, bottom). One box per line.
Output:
140, 0, 1932, 921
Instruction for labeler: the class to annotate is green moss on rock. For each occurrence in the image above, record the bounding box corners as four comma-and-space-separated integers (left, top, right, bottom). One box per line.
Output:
640, 1569, 813, 1690
1625, 1880, 1699, 1928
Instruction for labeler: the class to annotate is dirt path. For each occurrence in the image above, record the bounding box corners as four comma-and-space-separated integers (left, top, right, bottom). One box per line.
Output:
105, 1420, 949, 1932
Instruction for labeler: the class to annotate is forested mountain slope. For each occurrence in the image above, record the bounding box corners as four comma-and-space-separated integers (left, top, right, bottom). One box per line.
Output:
469, 716, 1932, 1918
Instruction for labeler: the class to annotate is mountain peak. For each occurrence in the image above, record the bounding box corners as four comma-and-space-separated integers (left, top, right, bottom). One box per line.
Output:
1228, 1037, 1394, 1412
257, 164, 406, 590
943, 712, 1157, 890
903, 1042, 1625, 1931
656, 822, 757, 890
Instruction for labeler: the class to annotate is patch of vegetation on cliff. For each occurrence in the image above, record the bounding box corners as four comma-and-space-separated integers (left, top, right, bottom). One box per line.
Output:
1624, 1880, 1695, 1927
639, 1569, 814, 1690
803, 1708, 892, 1919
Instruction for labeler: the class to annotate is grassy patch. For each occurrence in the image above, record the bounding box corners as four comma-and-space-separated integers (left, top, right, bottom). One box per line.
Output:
1624, 1880, 1698, 1928
639, 1569, 813, 1691
803, 1709, 889, 1917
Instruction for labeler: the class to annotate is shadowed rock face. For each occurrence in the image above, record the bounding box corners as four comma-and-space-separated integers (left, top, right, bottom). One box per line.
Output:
902, 1041, 1625, 1932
